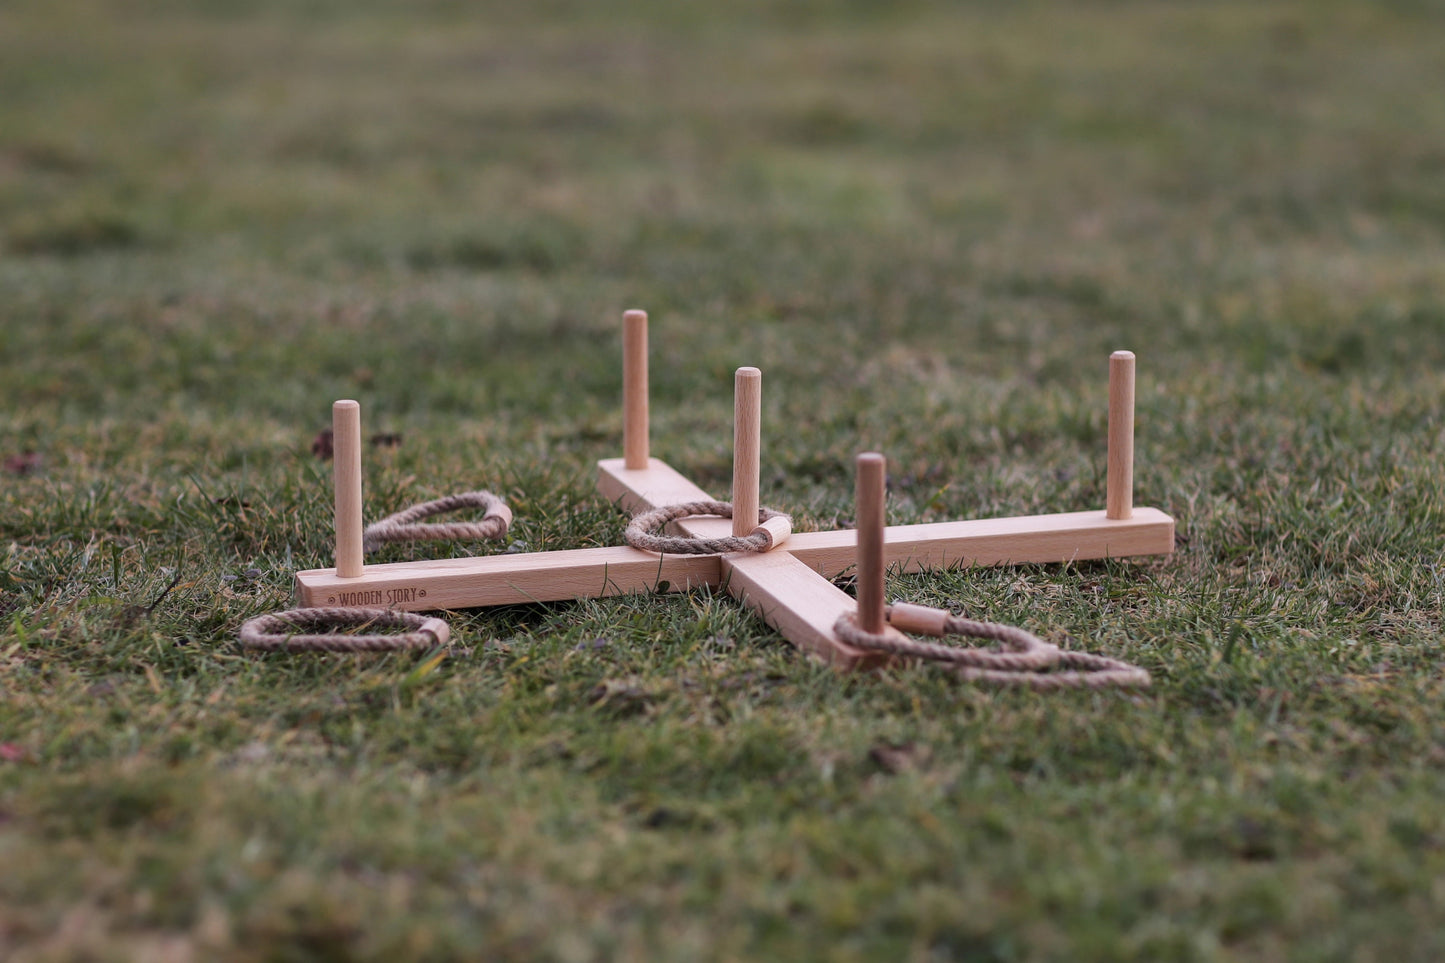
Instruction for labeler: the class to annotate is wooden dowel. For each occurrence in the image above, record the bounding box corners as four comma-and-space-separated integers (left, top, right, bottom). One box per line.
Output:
623, 309, 649, 469
333, 400, 365, 578
855, 452, 887, 634
752, 514, 792, 552
732, 367, 762, 538
1107, 350, 1135, 520
887, 602, 949, 637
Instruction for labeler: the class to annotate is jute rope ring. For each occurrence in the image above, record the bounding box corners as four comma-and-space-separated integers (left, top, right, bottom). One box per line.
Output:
240, 607, 450, 653
362, 490, 511, 553
240, 489, 511, 653
625, 500, 791, 555
832, 606, 1150, 690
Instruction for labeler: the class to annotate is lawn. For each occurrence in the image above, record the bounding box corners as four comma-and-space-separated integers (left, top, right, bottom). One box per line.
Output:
2, 1, 1444, 959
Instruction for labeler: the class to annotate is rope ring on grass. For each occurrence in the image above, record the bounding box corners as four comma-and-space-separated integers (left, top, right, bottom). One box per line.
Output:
832, 609, 1150, 690
239, 607, 450, 653
362, 490, 511, 553
624, 500, 790, 555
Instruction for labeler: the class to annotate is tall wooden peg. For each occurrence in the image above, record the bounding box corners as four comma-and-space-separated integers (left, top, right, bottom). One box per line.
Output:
1107, 350, 1135, 520
623, 309, 649, 470
855, 452, 887, 635
333, 400, 365, 578
732, 367, 762, 538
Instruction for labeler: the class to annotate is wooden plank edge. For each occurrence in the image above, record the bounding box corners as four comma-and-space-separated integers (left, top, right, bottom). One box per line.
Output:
597, 457, 714, 514
294, 548, 722, 611
773, 509, 1175, 576
720, 552, 894, 672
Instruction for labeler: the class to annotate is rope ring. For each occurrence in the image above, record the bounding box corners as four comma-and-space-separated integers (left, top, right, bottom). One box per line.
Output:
363, 490, 511, 553
832, 610, 1150, 689
624, 500, 790, 555
833, 612, 1059, 672
239, 607, 450, 653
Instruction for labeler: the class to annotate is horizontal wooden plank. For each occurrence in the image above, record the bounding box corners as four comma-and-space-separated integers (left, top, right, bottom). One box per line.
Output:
294, 546, 720, 611
601, 457, 881, 668
599, 458, 1174, 573
719, 550, 889, 671
597, 457, 715, 514
785, 508, 1175, 576
595, 457, 1174, 670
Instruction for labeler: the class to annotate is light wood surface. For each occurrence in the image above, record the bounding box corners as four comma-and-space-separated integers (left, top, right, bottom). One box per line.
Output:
597, 457, 1172, 669
732, 367, 761, 538
296, 544, 721, 610
886, 602, 950, 636
1107, 350, 1135, 520
623, 309, 649, 469
855, 452, 887, 634
419, 617, 451, 646
719, 550, 890, 670
660, 471, 885, 670
332, 400, 364, 578
785, 508, 1175, 575
755, 514, 792, 552
600, 458, 1175, 574
596, 457, 716, 515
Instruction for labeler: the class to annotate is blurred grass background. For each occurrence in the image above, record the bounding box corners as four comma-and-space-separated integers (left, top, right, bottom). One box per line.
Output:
2, 1, 1444, 960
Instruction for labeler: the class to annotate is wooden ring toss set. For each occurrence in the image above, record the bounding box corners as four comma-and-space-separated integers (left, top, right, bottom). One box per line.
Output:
254, 310, 1174, 684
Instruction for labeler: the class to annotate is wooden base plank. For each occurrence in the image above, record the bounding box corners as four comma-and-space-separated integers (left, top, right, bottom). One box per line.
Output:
719, 551, 888, 670
600, 459, 1175, 573
597, 457, 714, 514
294, 546, 720, 611
601, 457, 881, 667
597, 456, 1174, 669
785, 508, 1175, 576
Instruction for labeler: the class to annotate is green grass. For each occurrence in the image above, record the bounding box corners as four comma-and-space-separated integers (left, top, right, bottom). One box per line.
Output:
3, 0, 1445, 959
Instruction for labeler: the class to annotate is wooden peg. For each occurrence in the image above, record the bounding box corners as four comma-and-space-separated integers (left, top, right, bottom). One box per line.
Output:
333, 400, 364, 578
732, 367, 762, 538
855, 452, 887, 634
623, 309, 649, 469
753, 514, 792, 552
1107, 350, 1135, 520
887, 601, 950, 637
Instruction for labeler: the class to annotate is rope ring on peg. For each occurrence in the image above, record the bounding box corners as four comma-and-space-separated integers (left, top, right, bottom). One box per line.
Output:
832, 607, 1150, 689
832, 612, 1059, 672
625, 500, 791, 555
362, 490, 511, 553
239, 607, 450, 653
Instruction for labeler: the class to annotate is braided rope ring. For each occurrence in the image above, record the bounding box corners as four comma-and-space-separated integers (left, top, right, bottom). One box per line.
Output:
832, 611, 1150, 689
624, 500, 791, 555
833, 613, 1059, 672
239, 607, 450, 653
362, 490, 511, 553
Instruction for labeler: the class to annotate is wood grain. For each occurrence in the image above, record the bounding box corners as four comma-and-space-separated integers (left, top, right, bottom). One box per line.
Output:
332, 400, 364, 579
732, 367, 761, 538
600, 459, 1175, 575
854, 452, 887, 634
623, 309, 649, 470
296, 545, 721, 610
598, 457, 1173, 669
1108, 349, 1135, 520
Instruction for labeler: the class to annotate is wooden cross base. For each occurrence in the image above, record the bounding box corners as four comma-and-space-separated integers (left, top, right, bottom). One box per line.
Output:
293, 310, 1174, 670
294, 457, 1172, 670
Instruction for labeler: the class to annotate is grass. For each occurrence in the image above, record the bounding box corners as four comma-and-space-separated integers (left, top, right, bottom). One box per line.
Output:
2, 0, 1445, 959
